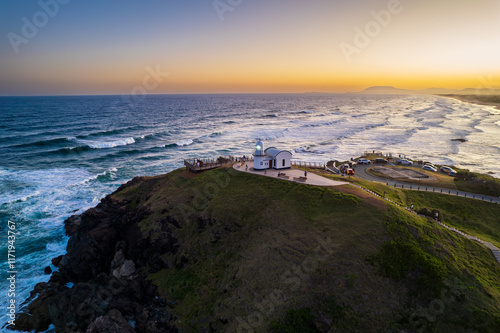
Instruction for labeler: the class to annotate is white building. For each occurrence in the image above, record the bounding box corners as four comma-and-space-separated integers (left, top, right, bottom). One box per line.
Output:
253, 140, 292, 171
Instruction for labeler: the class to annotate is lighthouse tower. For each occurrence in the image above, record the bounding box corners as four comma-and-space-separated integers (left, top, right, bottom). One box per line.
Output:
253, 140, 269, 170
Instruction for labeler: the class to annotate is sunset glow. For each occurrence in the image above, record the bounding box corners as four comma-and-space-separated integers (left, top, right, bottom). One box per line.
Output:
1, 0, 499, 95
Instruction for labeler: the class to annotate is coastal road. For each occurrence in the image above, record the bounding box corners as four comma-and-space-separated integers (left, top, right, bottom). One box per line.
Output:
352, 164, 500, 204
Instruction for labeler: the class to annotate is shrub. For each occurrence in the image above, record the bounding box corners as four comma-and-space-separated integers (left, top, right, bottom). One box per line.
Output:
417, 207, 442, 221
417, 207, 432, 217
454, 171, 475, 181
270, 308, 318, 333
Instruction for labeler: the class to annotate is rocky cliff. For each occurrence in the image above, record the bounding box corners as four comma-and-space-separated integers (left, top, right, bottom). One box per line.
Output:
15, 176, 178, 332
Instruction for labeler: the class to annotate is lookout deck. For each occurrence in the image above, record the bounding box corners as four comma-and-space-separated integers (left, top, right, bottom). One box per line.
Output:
184, 157, 236, 172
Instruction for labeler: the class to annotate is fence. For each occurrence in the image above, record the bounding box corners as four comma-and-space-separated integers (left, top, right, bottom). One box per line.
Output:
291, 161, 326, 169
184, 155, 255, 172
184, 156, 234, 172
390, 183, 499, 204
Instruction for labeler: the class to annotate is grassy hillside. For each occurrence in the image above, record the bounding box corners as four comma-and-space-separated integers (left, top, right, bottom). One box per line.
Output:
112, 167, 500, 332
323, 172, 500, 248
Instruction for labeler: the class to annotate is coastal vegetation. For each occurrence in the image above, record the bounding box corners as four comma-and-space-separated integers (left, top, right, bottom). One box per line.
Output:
323, 172, 500, 248
115, 167, 500, 331
16, 166, 500, 332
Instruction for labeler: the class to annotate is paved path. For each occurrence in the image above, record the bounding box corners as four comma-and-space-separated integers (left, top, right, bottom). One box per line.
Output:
233, 161, 348, 187
353, 164, 500, 204
357, 185, 500, 266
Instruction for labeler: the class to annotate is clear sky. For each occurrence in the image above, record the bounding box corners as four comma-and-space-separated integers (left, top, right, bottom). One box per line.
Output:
0, 0, 499, 95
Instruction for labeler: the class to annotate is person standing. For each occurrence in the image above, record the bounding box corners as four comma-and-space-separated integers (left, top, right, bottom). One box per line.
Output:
304, 170, 307, 177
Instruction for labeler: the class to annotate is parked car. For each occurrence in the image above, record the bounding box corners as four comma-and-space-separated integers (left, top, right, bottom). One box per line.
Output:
346, 168, 354, 175
422, 165, 437, 172
424, 163, 437, 169
440, 166, 457, 176
399, 159, 413, 166
374, 158, 388, 164
357, 158, 371, 164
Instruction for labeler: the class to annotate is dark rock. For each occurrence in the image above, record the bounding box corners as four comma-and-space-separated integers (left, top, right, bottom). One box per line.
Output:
44, 266, 52, 275
64, 214, 82, 236
86, 309, 134, 333
112, 260, 135, 280
110, 250, 126, 272
16, 181, 178, 332
51, 255, 63, 267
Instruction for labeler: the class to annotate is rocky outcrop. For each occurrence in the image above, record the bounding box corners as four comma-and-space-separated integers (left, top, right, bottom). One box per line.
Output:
14, 178, 179, 332
86, 309, 135, 333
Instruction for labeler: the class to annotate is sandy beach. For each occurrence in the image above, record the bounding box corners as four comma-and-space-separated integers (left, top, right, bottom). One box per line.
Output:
439, 94, 500, 111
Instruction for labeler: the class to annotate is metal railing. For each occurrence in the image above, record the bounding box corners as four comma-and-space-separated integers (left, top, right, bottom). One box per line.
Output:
291, 160, 326, 169
390, 183, 499, 204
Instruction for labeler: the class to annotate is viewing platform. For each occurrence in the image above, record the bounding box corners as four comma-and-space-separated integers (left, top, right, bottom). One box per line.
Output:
184, 156, 241, 173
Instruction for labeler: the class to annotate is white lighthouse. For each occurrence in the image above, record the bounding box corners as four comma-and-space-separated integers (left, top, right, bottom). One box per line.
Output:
253, 140, 269, 170
253, 140, 292, 171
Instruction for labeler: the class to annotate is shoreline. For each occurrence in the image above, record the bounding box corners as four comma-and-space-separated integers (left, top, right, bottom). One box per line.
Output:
437, 94, 500, 111
13, 165, 500, 332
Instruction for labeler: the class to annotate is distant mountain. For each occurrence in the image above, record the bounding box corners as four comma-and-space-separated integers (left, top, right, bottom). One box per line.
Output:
356, 86, 500, 95
359, 86, 413, 94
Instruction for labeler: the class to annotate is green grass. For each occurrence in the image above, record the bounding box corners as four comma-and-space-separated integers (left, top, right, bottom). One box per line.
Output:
269, 308, 317, 333
321, 170, 500, 248
454, 171, 500, 197
111, 167, 500, 332
403, 191, 500, 248
377, 241, 446, 296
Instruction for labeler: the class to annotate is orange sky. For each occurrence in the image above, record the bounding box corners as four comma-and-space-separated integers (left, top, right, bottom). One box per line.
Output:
1, 0, 499, 95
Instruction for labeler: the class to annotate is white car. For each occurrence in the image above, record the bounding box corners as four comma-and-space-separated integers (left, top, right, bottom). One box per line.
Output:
422, 165, 437, 172
424, 163, 437, 169
440, 166, 457, 176
399, 159, 413, 166
356, 159, 371, 164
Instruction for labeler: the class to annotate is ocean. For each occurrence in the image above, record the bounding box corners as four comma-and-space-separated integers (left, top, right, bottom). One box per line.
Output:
1, 93, 499, 329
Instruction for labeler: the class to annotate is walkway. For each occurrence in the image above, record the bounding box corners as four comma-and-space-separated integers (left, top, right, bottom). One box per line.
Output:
353, 164, 500, 204
233, 161, 348, 187
357, 186, 500, 266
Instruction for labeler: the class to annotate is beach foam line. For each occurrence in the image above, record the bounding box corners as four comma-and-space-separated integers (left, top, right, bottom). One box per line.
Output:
77, 137, 136, 149
294, 147, 326, 155
175, 139, 194, 146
